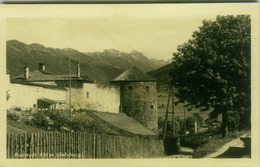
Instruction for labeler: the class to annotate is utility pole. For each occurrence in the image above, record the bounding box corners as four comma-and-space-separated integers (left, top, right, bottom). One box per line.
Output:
171, 85, 175, 137
68, 48, 72, 121
163, 86, 172, 140
163, 84, 176, 139
184, 107, 186, 134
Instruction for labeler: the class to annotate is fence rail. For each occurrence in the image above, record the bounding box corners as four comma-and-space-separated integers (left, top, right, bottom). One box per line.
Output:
7, 132, 164, 159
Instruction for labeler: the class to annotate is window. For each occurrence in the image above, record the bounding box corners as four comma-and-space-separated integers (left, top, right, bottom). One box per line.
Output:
86, 91, 89, 98
150, 105, 154, 109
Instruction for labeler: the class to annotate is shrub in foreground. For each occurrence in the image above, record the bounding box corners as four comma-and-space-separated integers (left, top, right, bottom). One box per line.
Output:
180, 133, 214, 148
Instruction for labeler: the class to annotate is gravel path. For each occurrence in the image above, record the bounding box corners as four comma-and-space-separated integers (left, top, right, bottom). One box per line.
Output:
205, 133, 250, 158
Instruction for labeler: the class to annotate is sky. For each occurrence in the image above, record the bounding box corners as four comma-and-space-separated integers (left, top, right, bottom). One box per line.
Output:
6, 4, 255, 61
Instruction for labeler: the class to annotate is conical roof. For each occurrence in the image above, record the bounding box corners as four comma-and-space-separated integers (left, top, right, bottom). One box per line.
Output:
111, 65, 155, 82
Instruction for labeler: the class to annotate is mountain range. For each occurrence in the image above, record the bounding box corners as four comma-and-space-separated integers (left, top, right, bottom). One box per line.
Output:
147, 63, 173, 86
7, 40, 168, 85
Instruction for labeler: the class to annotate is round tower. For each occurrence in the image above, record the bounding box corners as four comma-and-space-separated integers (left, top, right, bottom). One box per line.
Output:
111, 66, 158, 133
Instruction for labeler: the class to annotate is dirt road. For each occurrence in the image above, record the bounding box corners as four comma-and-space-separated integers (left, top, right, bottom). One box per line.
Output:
205, 133, 250, 158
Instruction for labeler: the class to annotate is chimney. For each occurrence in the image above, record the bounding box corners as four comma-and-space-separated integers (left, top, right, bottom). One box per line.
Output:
38, 63, 45, 71
24, 66, 29, 80
77, 61, 80, 78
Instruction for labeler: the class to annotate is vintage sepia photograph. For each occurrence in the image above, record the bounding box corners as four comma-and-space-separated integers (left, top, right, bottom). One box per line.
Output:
1, 3, 259, 166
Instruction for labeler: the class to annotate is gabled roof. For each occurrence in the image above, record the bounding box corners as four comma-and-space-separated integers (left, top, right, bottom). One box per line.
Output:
11, 82, 67, 90
90, 111, 157, 136
13, 70, 93, 82
111, 65, 155, 82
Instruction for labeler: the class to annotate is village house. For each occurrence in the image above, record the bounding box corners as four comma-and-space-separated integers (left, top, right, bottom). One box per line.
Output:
6, 63, 158, 134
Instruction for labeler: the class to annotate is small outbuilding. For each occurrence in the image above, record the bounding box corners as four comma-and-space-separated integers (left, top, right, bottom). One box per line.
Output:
37, 98, 67, 111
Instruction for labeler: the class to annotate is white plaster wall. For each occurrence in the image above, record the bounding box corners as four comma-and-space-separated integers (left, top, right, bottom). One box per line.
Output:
71, 83, 120, 113
7, 83, 67, 110
70, 87, 84, 109
6, 79, 120, 113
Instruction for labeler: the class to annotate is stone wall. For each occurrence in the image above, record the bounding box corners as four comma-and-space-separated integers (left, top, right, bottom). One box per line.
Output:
120, 82, 158, 133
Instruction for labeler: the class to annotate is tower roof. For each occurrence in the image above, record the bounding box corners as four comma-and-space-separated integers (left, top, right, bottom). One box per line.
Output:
111, 65, 155, 82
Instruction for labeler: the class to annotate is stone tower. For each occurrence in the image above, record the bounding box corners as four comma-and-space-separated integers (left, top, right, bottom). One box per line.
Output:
111, 66, 158, 133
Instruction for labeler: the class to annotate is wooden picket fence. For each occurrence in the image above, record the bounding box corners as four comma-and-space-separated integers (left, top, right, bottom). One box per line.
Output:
7, 132, 164, 159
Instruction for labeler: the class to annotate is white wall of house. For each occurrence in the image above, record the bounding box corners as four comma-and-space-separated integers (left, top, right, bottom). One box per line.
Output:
71, 83, 120, 113
7, 83, 67, 110
6, 77, 120, 113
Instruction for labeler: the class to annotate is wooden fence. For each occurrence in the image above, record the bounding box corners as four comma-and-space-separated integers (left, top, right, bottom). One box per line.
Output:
7, 132, 164, 159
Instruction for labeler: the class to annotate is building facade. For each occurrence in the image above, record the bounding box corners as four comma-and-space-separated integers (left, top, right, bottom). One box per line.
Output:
7, 63, 158, 133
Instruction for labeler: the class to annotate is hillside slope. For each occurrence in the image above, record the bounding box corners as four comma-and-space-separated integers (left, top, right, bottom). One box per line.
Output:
147, 63, 173, 87
7, 40, 167, 85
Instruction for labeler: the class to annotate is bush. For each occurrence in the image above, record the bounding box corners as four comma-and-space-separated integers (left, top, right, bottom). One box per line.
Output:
180, 132, 214, 148
158, 116, 184, 139
186, 117, 195, 131
8, 109, 118, 134
227, 110, 240, 132
30, 110, 74, 131
23, 116, 34, 126
7, 112, 20, 121
193, 113, 203, 126
185, 113, 204, 133
26, 110, 101, 132
31, 112, 50, 129
14, 107, 22, 111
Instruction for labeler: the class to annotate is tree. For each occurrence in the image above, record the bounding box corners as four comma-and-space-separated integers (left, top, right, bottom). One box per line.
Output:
171, 15, 251, 137
158, 116, 184, 138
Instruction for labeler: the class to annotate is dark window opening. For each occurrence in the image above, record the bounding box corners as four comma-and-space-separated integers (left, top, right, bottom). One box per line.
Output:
150, 105, 154, 109
86, 92, 89, 98
146, 86, 150, 90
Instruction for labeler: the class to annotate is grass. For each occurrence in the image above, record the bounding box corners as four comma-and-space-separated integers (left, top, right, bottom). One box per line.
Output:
157, 91, 211, 120
192, 130, 249, 158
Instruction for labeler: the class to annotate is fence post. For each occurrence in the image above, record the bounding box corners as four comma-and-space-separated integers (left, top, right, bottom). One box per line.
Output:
7, 134, 9, 158
93, 133, 95, 158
